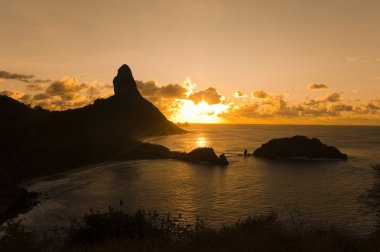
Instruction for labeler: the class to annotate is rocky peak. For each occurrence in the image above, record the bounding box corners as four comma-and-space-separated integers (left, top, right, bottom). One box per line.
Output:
113, 64, 142, 99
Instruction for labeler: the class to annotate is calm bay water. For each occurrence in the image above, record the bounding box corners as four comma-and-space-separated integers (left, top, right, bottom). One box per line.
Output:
18, 124, 380, 235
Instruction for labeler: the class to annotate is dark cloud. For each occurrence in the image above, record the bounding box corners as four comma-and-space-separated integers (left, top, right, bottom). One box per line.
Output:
308, 84, 330, 90
160, 84, 187, 98
33, 93, 50, 100
188, 87, 222, 104
367, 99, 380, 110
252, 90, 269, 99
136, 81, 159, 96
136, 80, 187, 99
0, 70, 50, 84
324, 92, 342, 102
0, 71, 34, 82
331, 104, 353, 112
26, 83, 47, 91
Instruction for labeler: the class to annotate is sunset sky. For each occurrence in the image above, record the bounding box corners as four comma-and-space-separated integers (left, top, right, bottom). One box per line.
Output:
1, 0, 380, 124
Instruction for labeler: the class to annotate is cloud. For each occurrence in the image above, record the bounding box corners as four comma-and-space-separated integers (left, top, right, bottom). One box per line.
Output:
33, 93, 51, 101
308, 84, 329, 90
0, 90, 33, 105
0, 70, 50, 84
46, 77, 89, 96
135, 80, 188, 115
136, 80, 187, 99
367, 99, 380, 110
251, 90, 269, 99
136, 81, 159, 97
0, 71, 34, 82
222, 88, 374, 123
188, 87, 223, 105
26, 83, 47, 91
136, 79, 232, 121
0, 75, 113, 111
0, 74, 190, 114
330, 104, 353, 112
0, 90, 25, 100
324, 92, 341, 103
1, 71, 380, 124
160, 84, 187, 98
234, 90, 247, 98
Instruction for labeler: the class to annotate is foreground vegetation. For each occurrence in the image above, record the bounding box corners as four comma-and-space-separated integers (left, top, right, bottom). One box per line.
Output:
0, 207, 379, 252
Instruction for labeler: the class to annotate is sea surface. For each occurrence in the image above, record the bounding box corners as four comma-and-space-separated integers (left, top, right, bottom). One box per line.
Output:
18, 124, 380, 235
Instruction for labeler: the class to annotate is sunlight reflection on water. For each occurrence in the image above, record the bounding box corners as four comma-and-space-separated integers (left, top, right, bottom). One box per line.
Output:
196, 136, 207, 147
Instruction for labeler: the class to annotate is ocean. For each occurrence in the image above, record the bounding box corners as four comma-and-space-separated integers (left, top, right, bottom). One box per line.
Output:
18, 124, 380, 235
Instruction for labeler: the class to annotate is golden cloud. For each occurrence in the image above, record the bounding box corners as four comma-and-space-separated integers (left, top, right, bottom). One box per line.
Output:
308, 83, 330, 90
1, 70, 380, 124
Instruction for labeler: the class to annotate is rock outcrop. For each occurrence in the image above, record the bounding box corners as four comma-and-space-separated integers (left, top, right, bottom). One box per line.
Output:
113, 64, 142, 100
181, 147, 229, 166
253, 135, 348, 160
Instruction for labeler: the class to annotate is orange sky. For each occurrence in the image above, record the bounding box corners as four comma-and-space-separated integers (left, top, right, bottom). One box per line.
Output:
1, 0, 380, 125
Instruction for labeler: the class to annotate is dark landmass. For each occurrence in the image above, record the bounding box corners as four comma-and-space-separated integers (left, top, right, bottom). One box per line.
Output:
0, 64, 185, 182
253, 135, 348, 160
115, 145, 229, 166
0, 168, 39, 223
0, 64, 228, 222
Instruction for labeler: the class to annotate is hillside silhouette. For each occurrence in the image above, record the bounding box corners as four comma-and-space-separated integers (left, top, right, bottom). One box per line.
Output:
0, 64, 231, 221
0, 64, 185, 181
0, 65, 189, 220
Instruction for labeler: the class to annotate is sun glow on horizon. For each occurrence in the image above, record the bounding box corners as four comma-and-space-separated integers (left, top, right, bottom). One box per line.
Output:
168, 78, 231, 124
170, 99, 230, 124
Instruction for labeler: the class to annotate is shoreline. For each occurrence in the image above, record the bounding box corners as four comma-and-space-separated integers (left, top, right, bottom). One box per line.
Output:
19, 160, 138, 188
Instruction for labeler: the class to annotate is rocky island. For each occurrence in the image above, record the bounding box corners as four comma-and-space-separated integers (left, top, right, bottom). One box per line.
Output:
253, 135, 348, 160
179, 147, 229, 165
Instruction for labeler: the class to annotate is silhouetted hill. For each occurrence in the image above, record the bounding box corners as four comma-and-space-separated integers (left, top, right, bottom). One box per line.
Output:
0, 64, 188, 220
46, 64, 182, 138
0, 64, 185, 180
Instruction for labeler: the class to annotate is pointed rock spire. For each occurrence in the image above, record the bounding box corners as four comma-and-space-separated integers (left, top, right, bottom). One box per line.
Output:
113, 64, 142, 99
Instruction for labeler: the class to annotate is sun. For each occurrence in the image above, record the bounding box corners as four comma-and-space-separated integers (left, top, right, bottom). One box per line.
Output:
170, 99, 230, 124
